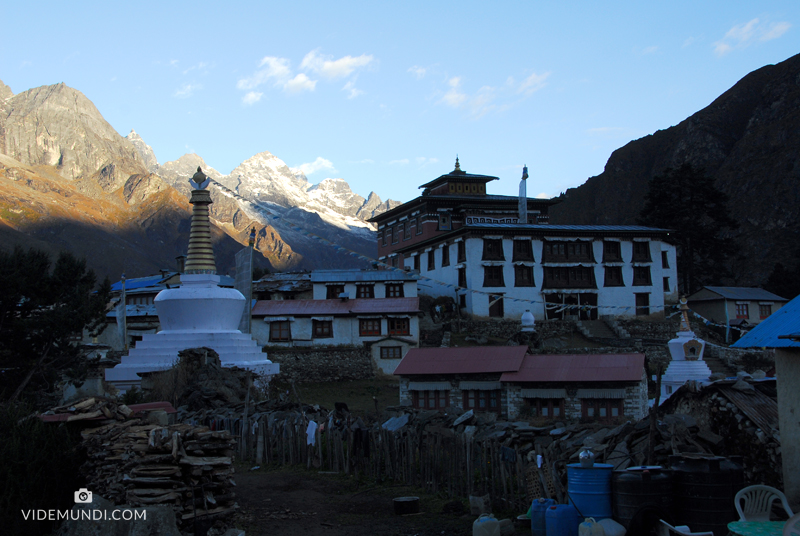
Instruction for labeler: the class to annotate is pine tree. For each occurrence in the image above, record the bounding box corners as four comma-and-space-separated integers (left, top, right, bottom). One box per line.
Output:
638, 164, 738, 294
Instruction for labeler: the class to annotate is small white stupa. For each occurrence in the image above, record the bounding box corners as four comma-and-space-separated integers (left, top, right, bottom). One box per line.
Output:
105, 168, 279, 392
660, 297, 712, 402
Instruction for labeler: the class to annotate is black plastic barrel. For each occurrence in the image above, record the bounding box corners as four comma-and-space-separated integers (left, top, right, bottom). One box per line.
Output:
669, 455, 744, 536
612, 466, 673, 530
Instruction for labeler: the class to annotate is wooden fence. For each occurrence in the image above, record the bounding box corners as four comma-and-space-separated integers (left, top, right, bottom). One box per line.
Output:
202, 411, 567, 511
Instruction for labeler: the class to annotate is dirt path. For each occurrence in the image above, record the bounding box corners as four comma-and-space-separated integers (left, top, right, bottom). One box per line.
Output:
231, 466, 478, 536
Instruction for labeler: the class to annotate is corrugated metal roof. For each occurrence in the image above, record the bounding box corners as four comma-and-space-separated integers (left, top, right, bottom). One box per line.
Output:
111, 275, 165, 291
500, 353, 644, 383
716, 384, 779, 434
251, 297, 420, 316
310, 269, 417, 282
107, 304, 159, 318
694, 286, 788, 302
733, 295, 800, 349
393, 346, 528, 375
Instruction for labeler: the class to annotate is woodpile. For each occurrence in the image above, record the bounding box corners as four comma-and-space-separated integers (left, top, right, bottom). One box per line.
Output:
42, 397, 135, 421
67, 403, 239, 526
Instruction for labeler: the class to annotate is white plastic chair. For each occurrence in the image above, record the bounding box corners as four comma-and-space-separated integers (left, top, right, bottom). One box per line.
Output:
784, 512, 800, 536
734, 485, 794, 521
657, 519, 714, 536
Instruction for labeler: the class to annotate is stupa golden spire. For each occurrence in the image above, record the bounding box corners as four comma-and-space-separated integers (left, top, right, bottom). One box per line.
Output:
183, 167, 217, 274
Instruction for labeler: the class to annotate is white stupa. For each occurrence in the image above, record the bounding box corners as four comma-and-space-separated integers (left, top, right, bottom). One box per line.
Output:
105, 168, 279, 392
660, 297, 711, 402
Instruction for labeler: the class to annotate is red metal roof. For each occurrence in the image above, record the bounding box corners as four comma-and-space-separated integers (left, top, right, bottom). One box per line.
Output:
393, 346, 529, 375
251, 297, 420, 316
500, 353, 644, 383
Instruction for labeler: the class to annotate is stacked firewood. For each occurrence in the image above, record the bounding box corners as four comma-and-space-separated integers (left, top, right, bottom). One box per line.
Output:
79, 419, 238, 525
44, 397, 134, 421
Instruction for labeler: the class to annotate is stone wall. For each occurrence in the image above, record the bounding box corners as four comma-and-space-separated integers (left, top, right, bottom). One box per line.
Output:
422, 318, 576, 346
266, 346, 375, 383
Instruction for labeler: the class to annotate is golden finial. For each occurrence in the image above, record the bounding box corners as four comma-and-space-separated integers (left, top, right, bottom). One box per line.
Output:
679, 296, 692, 332
454, 155, 461, 171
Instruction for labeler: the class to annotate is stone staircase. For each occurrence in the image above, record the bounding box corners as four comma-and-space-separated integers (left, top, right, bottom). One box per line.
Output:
701, 354, 736, 377
577, 320, 618, 340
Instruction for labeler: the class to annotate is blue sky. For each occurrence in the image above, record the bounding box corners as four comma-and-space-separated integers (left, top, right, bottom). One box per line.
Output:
1, 1, 798, 203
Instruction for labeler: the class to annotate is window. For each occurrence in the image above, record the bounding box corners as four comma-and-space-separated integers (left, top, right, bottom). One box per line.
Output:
463, 390, 501, 414
543, 240, 593, 262
483, 265, 505, 287
661, 251, 669, 268
736, 303, 749, 319
513, 240, 534, 261
633, 266, 652, 286
380, 346, 403, 359
759, 304, 772, 319
526, 398, 564, 419
457, 241, 466, 262
632, 242, 651, 262
489, 294, 504, 317
663, 277, 670, 292
604, 266, 624, 287
514, 265, 534, 287
635, 293, 650, 316
438, 213, 451, 230
427, 250, 435, 271
543, 266, 596, 289
458, 267, 466, 288
603, 241, 622, 262
482, 239, 505, 260
392, 226, 399, 244
269, 321, 291, 342
412, 390, 449, 410
403, 222, 411, 240
381, 229, 388, 246
326, 285, 345, 299
459, 294, 466, 308
388, 317, 410, 335
415, 216, 423, 235
356, 285, 374, 299
386, 284, 404, 298
359, 319, 381, 336
582, 399, 623, 422
413, 255, 420, 271
441, 244, 450, 267
312, 320, 332, 338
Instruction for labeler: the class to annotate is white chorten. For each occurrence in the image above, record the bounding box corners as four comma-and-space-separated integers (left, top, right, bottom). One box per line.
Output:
105, 168, 279, 392
660, 297, 711, 402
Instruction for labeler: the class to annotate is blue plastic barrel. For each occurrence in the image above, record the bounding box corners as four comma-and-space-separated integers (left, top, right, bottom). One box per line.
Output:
531, 498, 556, 536
566, 463, 613, 522
545, 504, 579, 536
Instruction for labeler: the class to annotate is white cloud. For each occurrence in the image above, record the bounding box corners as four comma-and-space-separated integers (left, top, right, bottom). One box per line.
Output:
174, 83, 201, 98
682, 37, 696, 48
535, 192, 550, 199
640, 46, 658, 55
408, 65, 426, 79
517, 72, 550, 95
441, 77, 468, 107
713, 18, 791, 56
415, 157, 439, 166
182, 61, 212, 75
295, 157, 335, 176
284, 73, 316, 93
237, 56, 293, 90
170, 59, 178, 66
301, 49, 374, 79
242, 91, 263, 105
389, 159, 410, 165
343, 80, 364, 99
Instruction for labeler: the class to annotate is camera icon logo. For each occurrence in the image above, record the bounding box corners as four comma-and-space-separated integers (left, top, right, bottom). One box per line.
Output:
74, 488, 93, 503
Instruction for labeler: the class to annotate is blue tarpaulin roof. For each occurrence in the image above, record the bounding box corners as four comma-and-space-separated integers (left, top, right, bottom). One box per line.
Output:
110, 275, 166, 292
732, 295, 800, 349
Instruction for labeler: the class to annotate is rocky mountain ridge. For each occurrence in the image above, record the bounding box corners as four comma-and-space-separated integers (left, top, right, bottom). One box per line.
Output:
550, 52, 800, 287
0, 79, 399, 279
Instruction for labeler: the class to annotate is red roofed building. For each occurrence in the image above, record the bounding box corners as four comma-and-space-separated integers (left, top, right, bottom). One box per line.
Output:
394, 348, 648, 421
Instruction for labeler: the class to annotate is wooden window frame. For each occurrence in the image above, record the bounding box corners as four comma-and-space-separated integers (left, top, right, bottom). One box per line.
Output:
632, 266, 652, 286
632, 242, 652, 262
388, 317, 410, 335
356, 285, 374, 299
441, 244, 450, 267
482, 239, 505, 261
603, 241, 622, 262
380, 346, 403, 359
413, 255, 420, 271
457, 240, 466, 263
326, 284, 345, 299
581, 399, 623, 423
514, 264, 534, 287
462, 390, 502, 414
269, 321, 291, 342
526, 398, 564, 419
604, 266, 624, 287
759, 304, 772, 319
661, 250, 669, 268
403, 222, 411, 240
412, 390, 449, 411
736, 303, 749, 319
312, 320, 332, 338
483, 265, 505, 287
512, 240, 534, 262
635, 293, 650, 316
415, 216, 423, 235
358, 319, 381, 336
458, 267, 467, 288
438, 214, 451, 231
427, 250, 435, 271
386, 284, 404, 298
